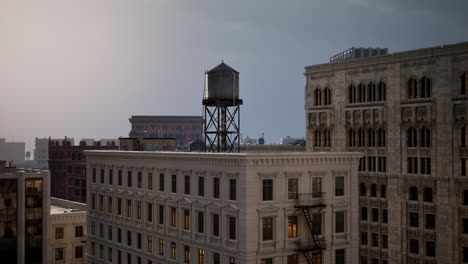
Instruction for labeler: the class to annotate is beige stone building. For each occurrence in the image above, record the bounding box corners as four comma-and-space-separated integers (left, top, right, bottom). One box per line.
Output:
85, 151, 361, 264
49, 197, 87, 264
304, 41, 468, 264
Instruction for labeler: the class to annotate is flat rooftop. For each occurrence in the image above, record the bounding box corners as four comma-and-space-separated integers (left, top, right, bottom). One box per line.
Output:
50, 205, 84, 215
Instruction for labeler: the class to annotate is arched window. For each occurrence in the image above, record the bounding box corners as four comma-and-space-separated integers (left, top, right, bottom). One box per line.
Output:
378, 81, 386, 101
358, 128, 365, 147
409, 186, 418, 201
358, 83, 365, 102
419, 126, 431, 148
420, 76, 431, 98
367, 128, 375, 147
461, 71, 468, 96
360, 183, 367, 196
423, 187, 433, 202
348, 84, 356, 103
408, 77, 418, 99
377, 128, 386, 147
461, 125, 468, 148
368, 82, 376, 102
371, 184, 377, 197
381, 184, 386, 198
324, 87, 331, 105
407, 126, 418, 147
348, 128, 356, 147
314, 88, 322, 106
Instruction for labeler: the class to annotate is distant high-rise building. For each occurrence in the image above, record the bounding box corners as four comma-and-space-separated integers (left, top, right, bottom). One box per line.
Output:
48, 138, 118, 203
330, 47, 388, 63
0, 138, 25, 163
0, 161, 50, 264
128, 116, 203, 146
306, 41, 468, 264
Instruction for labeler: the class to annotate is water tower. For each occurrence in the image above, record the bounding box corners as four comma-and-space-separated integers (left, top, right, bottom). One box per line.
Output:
203, 61, 243, 152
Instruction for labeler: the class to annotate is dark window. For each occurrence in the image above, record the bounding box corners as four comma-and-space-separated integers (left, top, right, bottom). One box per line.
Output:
423, 187, 433, 202
371, 233, 379, 247
55, 227, 64, 239
147, 203, 153, 222
137, 233, 142, 249
127, 230, 131, 246
213, 177, 220, 198
148, 172, 153, 190
420, 76, 431, 98
335, 212, 345, 233
335, 176, 344, 196
425, 214, 435, 229
92, 168, 96, 182
372, 208, 379, 222
426, 241, 436, 257
464, 247, 468, 262
55, 248, 64, 260
262, 217, 273, 241
261, 258, 273, 264
335, 249, 345, 264
382, 209, 388, 223
409, 186, 418, 201
109, 170, 113, 185
127, 171, 132, 187
463, 218, 468, 234
213, 214, 220, 236
198, 177, 205, 197
229, 179, 236, 201
118, 170, 122, 186
75, 246, 83, 259
407, 126, 418, 148
228, 217, 236, 240
381, 184, 386, 198
138, 172, 142, 188
382, 234, 388, 248
370, 184, 377, 197
159, 205, 164, 225
361, 232, 368, 245
312, 214, 322, 235
461, 71, 468, 95
213, 253, 220, 264
408, 77, 418, 99
464, 190, 468, 205
75, 226, 83, 237
409, 239, 419, 254
198, 212, 204, 233
171, 174, 177, 193
361, 207, 368, 221
409, 212, 419, 227
359, 183, 367, 196
262, 179, 273, 201
184, 175, 190, 195
159, 173, 165, 192
117, 228, 121, 243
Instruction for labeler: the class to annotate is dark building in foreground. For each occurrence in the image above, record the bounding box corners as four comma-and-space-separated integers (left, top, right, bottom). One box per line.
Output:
330, 47, 388, 63
129, 115, 203, 146
48, 138, 118, 203
306, 41, 468, 264
0, 161, 50, 264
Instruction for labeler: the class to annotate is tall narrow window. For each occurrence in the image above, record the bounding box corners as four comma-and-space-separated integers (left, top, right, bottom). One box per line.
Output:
288, 215, 298, 238
127, 171, 132, 187
408, 77, 418, 99
335, 211, 345, 233
184, 175, 190, 195
92, 168, 96, 183
288, 178, 298, 199
148, 172, 153, 190
358, 83, 365, 102
118, 170, 122, 186
213, 177, 220, 198
409, 186, 418, 201
198, 177, 205, 197
109, 169, 113, 185
213, 253, 220, 264
213, 214, 220, 236
335, 176, 344, 196
377, 128, 385, 147
357, 128, 365, 147
100, 169, 104, 184
262, 217, 273, 241
159, 239, 164, 256
159, 205, 164, 225
198, 211, 204, 233
312, 177, 322, 197
368, 82, 376, 102
335, 249, 345, 264
420, 76, 431, 98
137, 201, 142, 220
117, 198, 122, 215
419, 126, 431, 148
367, 128, 375, 147
171, 208, 177, 227
184, 209, 190, 230
228, 216, 236, 240
461, 125, 468, 148
229, 179, 237, 200
184, 246, 190, 263
159, 173, 165, 192
108, 197, 113, 214
137, 172, 142, 188
147, 236, 153, 252
262, 179, 273, 201
312, 213, 322, 235
171, 242, 176, 260
348, 84, 356, 103
171, 174, 177, 193
126, 200, 132, 218
324, 87, 331, 105
137, 233, 142, 249
198, 249, 205, 264
461, 71, 468, 95
147, 203, 153, 222
378, 81, 386, 101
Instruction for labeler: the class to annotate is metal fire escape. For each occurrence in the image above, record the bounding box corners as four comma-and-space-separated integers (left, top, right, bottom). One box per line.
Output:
294, 192, 326, 264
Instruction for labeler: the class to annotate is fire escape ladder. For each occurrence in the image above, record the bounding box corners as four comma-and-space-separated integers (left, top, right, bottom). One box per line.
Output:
299, 207, 323, 249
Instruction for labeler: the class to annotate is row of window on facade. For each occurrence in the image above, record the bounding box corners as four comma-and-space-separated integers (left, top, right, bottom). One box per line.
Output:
360, 184, 435, 203
92, 169, 238, 201
89, 240, 240, 264
91, 168, 345, 200
54, 246, 84, 261
348, 128, 386, 148
358, 156, 387, 173
348, 81, 387, 104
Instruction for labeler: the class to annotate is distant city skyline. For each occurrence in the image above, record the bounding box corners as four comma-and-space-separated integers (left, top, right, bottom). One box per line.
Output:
1, 0, 467, 152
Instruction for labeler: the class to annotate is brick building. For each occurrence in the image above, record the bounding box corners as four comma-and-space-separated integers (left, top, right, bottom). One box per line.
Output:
48, 138, 118, 203
128, 116, 203, 146
305, 41, 468, 264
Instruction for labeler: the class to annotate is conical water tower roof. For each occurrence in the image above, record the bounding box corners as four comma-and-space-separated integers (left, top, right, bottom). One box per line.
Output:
207, 61, 239, 74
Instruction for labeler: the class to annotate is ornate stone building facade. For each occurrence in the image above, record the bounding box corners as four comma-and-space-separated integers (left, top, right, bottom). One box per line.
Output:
305, 41, 468, 264
85, 151, 361, 264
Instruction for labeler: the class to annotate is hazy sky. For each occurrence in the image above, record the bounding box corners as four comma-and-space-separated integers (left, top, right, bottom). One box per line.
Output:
1, 0, 467, 151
